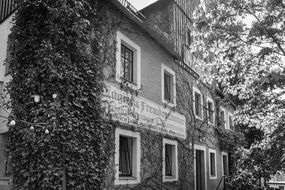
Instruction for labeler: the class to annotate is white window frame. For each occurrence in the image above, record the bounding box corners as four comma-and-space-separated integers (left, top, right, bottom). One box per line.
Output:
114, 128, 141, 185
161, 64, 176, 107
193, 86, 203, 120
193, 144, 207, 190
209, 148, 217, 179
219, 107, 227, 129
116, 31, 141, 90
206, 97, 215, 124
222, 152, 229, 176
228, 113, 233, 130
162, 139, 178, 182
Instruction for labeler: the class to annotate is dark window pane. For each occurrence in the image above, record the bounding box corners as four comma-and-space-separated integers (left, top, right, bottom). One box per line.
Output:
220, 110, 225, 128
165, 144, 172, 176
187, 30, 192, 46
164, 73, 171, 102
195, 93, 201, 116
210, 152, 215, 176
119, 136, 132, 176
207, 101, 213, 123
229, 116, 233, 129
223, 155, 228, 176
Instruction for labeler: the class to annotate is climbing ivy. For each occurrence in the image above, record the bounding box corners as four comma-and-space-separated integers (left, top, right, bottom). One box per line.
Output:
7, 0, 115, 189
214, 126, 245, 153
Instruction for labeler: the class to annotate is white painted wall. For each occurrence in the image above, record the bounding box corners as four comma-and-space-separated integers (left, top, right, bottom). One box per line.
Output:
0, 14, 13, 82
0, 14, 13, 133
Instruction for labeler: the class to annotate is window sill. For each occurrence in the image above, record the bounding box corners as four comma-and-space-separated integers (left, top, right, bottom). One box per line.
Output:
115, 176, 140, 185
162, 99, 176, 107
163, 175, 178, 182
209, 176, 217, 180
208, 121, 214, 125
116, 76, 141, 91
194, 115, 203, 121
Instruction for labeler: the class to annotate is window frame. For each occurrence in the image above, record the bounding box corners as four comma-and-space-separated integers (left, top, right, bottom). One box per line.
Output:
115, 128, 141, 185
222, 152, 229, 176
162, 138, 178, 182
116, 31, 141, 90
186, 27, 192, 47
206, 97, 215, 124
193, 86, 203, 120
209, 148, 217, 179
161, 64, 176, 107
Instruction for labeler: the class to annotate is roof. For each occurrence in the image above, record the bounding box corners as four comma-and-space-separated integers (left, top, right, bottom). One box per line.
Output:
140, 0, 171, 16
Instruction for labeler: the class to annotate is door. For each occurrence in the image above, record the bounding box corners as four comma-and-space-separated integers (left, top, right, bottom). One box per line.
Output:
196, 149, 205, 190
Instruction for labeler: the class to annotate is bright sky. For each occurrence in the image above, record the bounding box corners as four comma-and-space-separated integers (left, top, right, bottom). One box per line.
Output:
128, 0, 158, 10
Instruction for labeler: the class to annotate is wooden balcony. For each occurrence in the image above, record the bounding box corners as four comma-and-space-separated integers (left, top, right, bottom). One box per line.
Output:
0, 0, 17, 24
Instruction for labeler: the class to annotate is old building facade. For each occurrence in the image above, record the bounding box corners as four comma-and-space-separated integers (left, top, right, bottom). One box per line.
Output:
103, 0, 235, 189
0, 0, 236, 189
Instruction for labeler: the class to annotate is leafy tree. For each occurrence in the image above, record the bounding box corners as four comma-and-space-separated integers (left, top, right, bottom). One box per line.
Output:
7, 0, 114, 189
192, 0, 285, 186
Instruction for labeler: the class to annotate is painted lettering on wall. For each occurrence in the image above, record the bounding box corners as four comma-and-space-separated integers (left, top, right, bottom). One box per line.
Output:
103, 83, 186, 139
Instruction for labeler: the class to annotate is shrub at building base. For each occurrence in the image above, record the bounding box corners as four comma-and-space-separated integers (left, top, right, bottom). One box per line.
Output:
6, 0, 113, 189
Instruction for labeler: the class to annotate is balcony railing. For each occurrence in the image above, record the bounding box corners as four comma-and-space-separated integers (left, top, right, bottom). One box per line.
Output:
183, 45, 203, 76
117, 0, 145, 21
0, 0, 17, 24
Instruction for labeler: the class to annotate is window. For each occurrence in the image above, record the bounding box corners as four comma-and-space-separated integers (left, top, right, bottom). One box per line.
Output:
186, 28, 193, 47
209, 149, 217, 179
115, 128, 141, 185
228, 113, 234, 130
206, 97, 214, 124
119, 136, 132, 176
165, 144, 173, 176
219, 107, 226, 129
163, 139, 178, 182
121, 44, 133, 83
164, 72, 171, 102
116, 31, 141, 90
193, 86, 203, 119
222, 152, 229, 176
162, 64, 176, 106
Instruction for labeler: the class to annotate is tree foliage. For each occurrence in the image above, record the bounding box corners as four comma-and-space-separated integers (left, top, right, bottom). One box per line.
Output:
192, 0, 285, 183
7, 0, 114, 189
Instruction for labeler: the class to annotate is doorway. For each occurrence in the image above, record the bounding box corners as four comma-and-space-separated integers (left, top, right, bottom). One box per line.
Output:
194, 144, 206, 190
